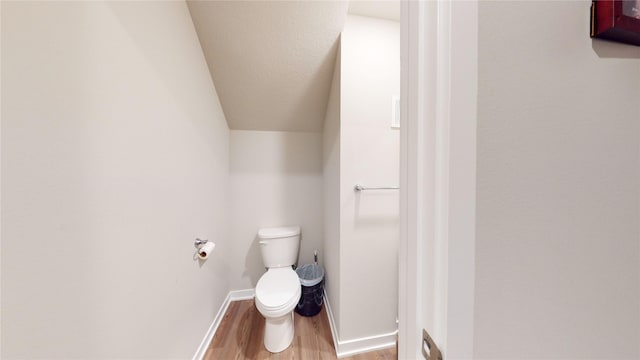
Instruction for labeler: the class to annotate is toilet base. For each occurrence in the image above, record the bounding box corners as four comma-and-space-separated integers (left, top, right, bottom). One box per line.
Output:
263, 311, 295, 353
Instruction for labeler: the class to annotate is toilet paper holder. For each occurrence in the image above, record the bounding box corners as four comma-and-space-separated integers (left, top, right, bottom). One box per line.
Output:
194, 238, 208, 249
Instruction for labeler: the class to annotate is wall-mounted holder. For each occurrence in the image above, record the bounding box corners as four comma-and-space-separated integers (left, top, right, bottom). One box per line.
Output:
194, 238, 215, 260
194, 238, 209, 249
354, 184, 400, 192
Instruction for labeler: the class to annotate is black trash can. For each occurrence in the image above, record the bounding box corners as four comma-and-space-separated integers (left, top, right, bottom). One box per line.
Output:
295, 254, 325, 317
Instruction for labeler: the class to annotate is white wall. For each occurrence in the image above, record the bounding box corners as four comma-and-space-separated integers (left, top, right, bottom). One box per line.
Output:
1, 2, 231, 358
475, 1, 640, 358
338, 15, 400, 341
0, 2, 3, 356
229, 130, 324, 290
323, 42, 342, 333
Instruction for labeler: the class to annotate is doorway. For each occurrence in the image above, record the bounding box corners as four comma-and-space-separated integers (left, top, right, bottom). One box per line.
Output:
398, 1, 478, 358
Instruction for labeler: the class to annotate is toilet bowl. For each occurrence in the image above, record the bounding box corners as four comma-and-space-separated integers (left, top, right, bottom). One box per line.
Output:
254, 226, 302, 353
255, 268, 302, 352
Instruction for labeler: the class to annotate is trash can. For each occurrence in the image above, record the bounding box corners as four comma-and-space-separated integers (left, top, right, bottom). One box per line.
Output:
295, 251, 325, 317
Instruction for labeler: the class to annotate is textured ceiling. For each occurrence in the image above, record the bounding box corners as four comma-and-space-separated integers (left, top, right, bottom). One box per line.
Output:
187, 1, 348, 132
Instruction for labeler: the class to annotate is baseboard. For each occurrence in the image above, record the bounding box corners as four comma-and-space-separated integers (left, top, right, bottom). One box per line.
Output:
323, 290, 397, 359
228, 288, 255, 301
192, 288, 255, 360
323, 289, 341, 355
336, 331, 397, 358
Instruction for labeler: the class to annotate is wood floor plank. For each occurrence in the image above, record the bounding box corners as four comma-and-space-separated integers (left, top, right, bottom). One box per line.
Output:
203, 299, 396, 360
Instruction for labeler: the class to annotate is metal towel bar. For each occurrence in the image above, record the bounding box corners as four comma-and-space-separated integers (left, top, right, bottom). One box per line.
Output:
354, 184, 399, 192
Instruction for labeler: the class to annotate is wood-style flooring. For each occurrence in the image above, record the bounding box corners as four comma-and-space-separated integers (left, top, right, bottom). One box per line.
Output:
203, 299, 397, 360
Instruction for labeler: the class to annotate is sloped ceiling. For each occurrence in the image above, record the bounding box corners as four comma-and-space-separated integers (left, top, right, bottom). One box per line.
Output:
187, 1, 349, 132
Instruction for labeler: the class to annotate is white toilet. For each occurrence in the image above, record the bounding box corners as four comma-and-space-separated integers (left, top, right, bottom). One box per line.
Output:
254, 226, 302, 353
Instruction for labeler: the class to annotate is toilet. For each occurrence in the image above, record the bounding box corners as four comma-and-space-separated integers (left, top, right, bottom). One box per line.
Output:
254, 226, 302, 353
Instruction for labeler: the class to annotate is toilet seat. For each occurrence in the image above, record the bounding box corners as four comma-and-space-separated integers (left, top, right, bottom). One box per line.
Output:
255, 268, 301, 317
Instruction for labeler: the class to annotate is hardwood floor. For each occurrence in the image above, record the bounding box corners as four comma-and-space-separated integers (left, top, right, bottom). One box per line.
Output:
203, 299, 396, 360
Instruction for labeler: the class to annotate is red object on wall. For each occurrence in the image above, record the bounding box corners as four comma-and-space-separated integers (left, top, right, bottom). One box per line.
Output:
591, 0, 640, 46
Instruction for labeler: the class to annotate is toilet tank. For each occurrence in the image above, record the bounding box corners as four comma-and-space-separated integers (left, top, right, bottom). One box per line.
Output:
258, 226, 301, 268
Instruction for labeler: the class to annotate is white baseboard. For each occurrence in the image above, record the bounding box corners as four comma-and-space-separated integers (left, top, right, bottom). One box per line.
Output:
336, 331, 397, 358
323, 290, 397, 358
322, 289, 341, 354
228, 288, 255, 301
192, 289, 255, 360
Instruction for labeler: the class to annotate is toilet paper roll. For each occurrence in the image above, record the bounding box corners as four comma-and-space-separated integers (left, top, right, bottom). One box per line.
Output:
198, 242, 215, 260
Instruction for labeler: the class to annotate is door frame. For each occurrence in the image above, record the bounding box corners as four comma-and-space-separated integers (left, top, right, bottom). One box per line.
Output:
398, 1, 478, 358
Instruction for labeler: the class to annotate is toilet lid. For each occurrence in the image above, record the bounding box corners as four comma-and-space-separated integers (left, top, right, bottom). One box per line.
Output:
256, 268, 300, 309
